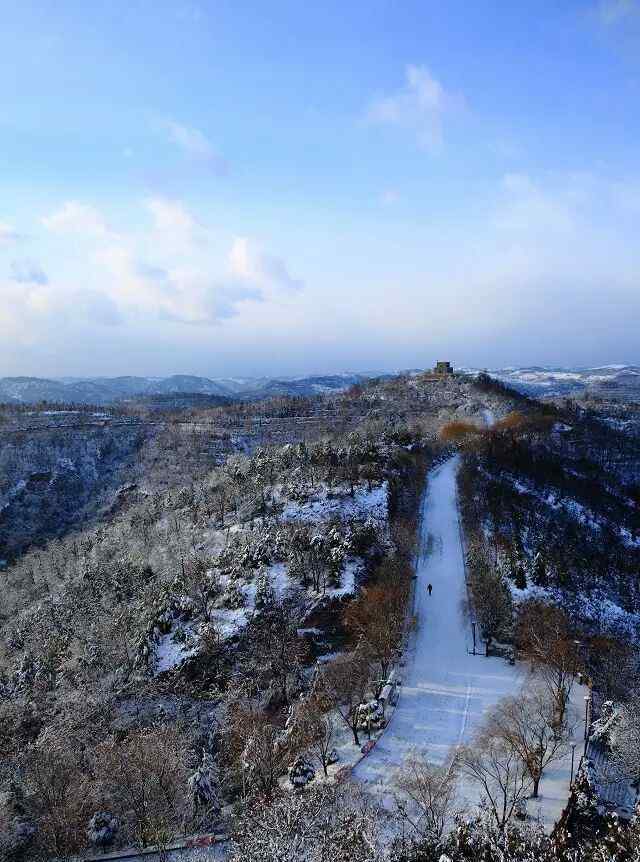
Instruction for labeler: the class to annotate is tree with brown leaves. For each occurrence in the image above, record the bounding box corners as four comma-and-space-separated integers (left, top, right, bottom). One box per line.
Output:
344, 583, 407, 695
516, 600, 579, 725
317, 650, 371, 746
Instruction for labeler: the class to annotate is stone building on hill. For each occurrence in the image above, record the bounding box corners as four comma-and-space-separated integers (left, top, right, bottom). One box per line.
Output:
433, 361, 454, 376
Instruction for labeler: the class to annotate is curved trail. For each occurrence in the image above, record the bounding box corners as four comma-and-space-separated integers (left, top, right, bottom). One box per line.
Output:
354, 455, 521, 788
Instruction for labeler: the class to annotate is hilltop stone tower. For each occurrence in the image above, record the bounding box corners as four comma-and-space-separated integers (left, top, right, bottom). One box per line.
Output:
433, 361, 454, 376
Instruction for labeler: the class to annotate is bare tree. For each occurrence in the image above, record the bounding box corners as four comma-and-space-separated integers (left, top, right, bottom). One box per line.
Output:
92, 603, 143, 681
588, 635, 638, 701
394, 750, 460, 840
491, 686, 571, 798
238, 714, 291, 799
230, 783, 380, 862
180, 554, 220, 621
21, 737, 95, 857
95, 724, 190, 847
242, 589, 307, 706
198, 621, 228, 684
290, 696, 338, 777
459, 732, 531, 829
286, 526, 333, 594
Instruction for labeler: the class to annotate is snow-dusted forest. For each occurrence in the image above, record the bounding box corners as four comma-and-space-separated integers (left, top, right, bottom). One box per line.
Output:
1, 372, 639, 862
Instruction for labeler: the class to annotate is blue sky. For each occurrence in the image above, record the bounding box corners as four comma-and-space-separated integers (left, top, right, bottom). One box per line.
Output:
1, 0, 639, 376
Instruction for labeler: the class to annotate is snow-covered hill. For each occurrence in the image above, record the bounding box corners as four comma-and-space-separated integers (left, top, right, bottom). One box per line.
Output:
0, 371, 393, 405
487, 365, 640, 400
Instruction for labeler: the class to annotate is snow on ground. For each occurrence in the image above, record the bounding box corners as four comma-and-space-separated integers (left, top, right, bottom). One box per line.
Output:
331, 557, 360, 596
524, 687, 589, 827
207, 554, 361, 642
152, 563, 313, 672
154, 623, 198, 673
99, 840, 228, 861
282, 482, 388, 524
1, 479, 27, 512
505, 474, 640, 548
511, 581, 640, 640
210, 604, 248, 640
353, 456, 586, 832
354, 456, 522, 781
263, 561, 289, 596
482, 408, 495, 427
620, 527, 640, 548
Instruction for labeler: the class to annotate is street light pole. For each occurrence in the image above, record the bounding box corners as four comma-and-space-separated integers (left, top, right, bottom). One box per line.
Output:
573, 639, 581, 677
570, 742, 577, 786
583, 694, 592, 755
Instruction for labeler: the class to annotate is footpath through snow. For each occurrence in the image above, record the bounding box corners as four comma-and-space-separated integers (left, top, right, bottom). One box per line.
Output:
355, 455, 522, 780
354, 455, 585, 830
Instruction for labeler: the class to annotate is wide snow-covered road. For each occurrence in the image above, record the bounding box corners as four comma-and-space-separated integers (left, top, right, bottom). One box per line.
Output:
355, 455, 521, 786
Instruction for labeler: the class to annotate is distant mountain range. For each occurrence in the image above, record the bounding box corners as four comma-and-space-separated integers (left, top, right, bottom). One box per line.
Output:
0, 372, 388, 405
488, 365, 640, 401
2, 365, 638, 406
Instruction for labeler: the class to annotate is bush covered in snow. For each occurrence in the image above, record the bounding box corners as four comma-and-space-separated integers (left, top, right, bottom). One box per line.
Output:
288, 756, 316, 788
87, 811, 119, 849
355, 699, 386, 732
189, 752, 220, 813
589, 701, 620, 749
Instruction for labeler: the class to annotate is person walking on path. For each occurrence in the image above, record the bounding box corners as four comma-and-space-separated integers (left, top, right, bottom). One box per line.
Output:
427, 583, 433, 596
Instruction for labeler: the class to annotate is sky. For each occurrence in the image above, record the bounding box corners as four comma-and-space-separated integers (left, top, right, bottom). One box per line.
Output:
1, 0, 640, 378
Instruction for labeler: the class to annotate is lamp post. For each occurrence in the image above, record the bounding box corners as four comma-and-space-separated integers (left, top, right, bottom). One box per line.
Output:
573, 639, 581, 677
570, 741, 577, 786
472, 621, 476, 656
583, 694, 592, 754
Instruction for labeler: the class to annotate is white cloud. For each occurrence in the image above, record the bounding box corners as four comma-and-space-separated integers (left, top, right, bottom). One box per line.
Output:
0, 221, 21, 245
166, 121, 213, 159
94, 243, 263, 326
162, 119, 228, 172
3, 197, 304, 343
146, 197, 203, 249
228, 237, 303, 292
366, 65, 457, 149
8, 169, 639, 375
0, 278, 56, 343
227, 237, 254, 281
42, 201, 110, 238
28, 201, 301, 327
11, 259, 48, 285
73, 289, 123, 326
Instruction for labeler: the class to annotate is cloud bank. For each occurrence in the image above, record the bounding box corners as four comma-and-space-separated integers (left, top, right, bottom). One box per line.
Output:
366, 65, 459, 149
0, 221, 22, 245
1, 198, 305, 345
3, 163, 638, 375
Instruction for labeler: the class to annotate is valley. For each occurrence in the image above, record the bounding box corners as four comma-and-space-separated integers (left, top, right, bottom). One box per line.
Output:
0, 371, 639, 861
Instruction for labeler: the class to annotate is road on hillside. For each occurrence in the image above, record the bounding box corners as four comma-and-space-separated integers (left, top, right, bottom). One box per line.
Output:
354, 455, 521, 786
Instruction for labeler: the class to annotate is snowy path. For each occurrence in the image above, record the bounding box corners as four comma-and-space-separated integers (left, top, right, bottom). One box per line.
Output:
354, 455, 587, 830
355, 455, 522, 784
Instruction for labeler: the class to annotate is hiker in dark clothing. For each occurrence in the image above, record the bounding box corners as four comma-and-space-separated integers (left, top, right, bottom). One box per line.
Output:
427, 583, 433, 596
